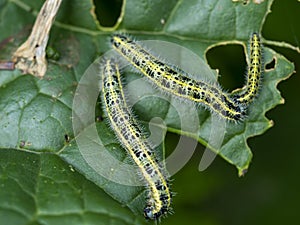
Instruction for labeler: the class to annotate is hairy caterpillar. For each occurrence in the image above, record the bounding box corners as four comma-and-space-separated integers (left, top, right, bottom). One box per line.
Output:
104, 32, 262, 219
101, 59, 172, 220
111, 34, 246, 121
231, 33, 262, 105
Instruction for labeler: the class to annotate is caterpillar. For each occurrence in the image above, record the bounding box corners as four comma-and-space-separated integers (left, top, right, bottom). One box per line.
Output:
101, 59, 172, 220
111, 34, 246, 121
231, 33, 262, 105
105, 32, 262, 219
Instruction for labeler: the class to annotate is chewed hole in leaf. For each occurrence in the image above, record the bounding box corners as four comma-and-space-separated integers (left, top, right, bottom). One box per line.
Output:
93, 0, 123, 27
206, 44, 246, 91
265, 57, 276, 70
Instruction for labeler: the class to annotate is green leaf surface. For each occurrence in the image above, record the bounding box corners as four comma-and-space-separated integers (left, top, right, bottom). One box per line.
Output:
0, 149, 143, 225
0, 0, 295, 224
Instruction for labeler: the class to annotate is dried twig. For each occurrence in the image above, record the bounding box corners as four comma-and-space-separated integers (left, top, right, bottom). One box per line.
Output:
12, 0, 62, 77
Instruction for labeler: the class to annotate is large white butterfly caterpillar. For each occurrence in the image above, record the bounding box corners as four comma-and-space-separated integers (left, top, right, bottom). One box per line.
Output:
102, 33, 262, 220
231, 33, 262, 105
111, 33, 263, 121
101, 59, 172, 220
111, 34, 247, 121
